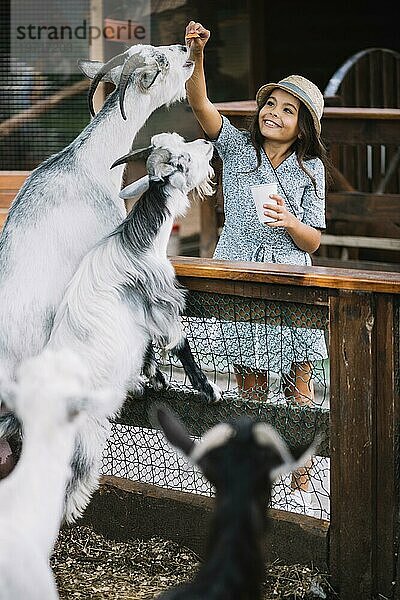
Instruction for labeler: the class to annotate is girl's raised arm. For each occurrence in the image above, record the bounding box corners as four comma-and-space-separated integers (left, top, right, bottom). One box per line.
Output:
185, 21, 222, 140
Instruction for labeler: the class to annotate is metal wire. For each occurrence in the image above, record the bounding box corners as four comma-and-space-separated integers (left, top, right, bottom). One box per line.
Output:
102, 290, 331, 521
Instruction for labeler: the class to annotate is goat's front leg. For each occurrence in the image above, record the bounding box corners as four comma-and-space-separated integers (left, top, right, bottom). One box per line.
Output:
170, 336, 221, 403
142, 342, 168, 391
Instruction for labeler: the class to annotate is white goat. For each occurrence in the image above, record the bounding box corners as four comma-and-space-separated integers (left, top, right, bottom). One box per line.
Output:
39, 132, 219, 523
155, 406, 318, 600
0, 349, 118, 600
0, 43, 194, 383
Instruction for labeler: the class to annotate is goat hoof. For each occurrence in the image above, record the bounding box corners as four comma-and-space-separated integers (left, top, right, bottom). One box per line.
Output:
148, 369, 168, 391
202, 380, 222, 404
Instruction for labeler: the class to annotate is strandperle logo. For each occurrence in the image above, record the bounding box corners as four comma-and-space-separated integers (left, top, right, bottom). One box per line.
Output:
14, 19, 147, 45
11, 0, 151, 75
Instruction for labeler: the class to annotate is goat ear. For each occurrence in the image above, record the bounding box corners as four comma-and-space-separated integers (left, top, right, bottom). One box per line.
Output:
119, 175, 150, 200
168, 171, 187, 190
77, 59, 118, 84
270, 434, 321, 481
136, 66, 161, 91
152, 404, 195, 457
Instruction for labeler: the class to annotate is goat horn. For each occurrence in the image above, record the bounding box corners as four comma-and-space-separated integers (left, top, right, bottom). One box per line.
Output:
110, 146, 153, 169
118, 54, 147, 120
88, 52, 127, 117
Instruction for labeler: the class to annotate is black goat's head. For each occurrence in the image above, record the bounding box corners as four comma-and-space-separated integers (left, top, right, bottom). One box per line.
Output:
155, 406, 319, 493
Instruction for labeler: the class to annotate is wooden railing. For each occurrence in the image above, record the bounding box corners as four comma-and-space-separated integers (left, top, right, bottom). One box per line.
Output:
0, 171, 29, 228
200, 105, 400, 271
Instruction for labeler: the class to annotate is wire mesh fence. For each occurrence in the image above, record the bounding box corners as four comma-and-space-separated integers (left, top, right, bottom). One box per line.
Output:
102, 290, 330, 521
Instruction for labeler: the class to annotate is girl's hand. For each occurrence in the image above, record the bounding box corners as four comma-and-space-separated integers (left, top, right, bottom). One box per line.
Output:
185, 21, 210, 56
263, 195, 297, 229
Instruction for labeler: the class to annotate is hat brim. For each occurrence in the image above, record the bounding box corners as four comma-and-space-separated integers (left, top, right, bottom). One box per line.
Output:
256, 82, 321, 136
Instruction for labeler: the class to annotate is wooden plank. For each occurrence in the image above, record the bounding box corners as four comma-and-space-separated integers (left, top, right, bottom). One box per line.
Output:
322, 118, 400, 145
0, 192, 17, 207
213, 103, 400, 144
199, 195, 218, 258
329, 291, 376, 599
0, 212, 8, 228
313, 256, 400, 273
326, 192, 400, 222
0, 171, 30, 189
320, 234, 400, 250
172, 257, 400, 294
81, 476, 329, 569
89, 0, 105, 112
213, 103, 400, 121
116, 388, 330, 457
375, 295, 399, 597
177, 276, 329, 306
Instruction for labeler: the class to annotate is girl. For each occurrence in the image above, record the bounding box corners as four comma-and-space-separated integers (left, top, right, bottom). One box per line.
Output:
185, 22, 330, 507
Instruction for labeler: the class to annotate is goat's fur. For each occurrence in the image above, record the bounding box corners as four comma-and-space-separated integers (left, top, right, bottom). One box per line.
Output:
0, 44, 193, 383
155, 406, 317, 600
40, 133, 219, 523
0, 349, 118, 600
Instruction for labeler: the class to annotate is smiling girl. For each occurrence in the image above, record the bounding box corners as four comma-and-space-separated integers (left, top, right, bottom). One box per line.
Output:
185, 22, 331, 506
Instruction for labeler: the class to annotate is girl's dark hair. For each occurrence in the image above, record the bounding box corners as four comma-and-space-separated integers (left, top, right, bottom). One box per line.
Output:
248, 101, 334, 192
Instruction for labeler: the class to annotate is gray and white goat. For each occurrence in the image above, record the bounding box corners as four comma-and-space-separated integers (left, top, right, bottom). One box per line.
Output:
42, 132, 220, 523
0, 43, 194, 382
0, 349, 118, 600
155, 406, 318, 600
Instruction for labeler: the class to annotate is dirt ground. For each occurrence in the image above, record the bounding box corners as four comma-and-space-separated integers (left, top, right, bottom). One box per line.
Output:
51, 525, 337, 599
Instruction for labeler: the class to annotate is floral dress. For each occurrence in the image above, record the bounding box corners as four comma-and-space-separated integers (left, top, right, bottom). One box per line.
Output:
204, 116, 328, 374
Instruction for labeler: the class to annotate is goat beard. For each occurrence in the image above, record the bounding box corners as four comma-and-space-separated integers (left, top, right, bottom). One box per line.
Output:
195, 172, 215, 199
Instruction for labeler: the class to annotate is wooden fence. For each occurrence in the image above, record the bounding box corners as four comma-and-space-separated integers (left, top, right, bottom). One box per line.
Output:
178, 259, 400, 600
81, 258, 400, 600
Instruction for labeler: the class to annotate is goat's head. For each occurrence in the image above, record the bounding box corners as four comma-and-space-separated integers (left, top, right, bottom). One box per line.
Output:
78, 44, 193, 119
3, 349, 120, 431
113, 132, 214, 204
155, 406, 319, 495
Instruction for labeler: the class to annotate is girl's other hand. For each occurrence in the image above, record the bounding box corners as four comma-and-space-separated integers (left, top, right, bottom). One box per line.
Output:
263, 195, 297, 229
185, 21, 210, 55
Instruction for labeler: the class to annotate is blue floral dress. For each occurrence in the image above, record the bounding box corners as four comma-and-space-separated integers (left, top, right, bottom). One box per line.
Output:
207, 116, 328, 374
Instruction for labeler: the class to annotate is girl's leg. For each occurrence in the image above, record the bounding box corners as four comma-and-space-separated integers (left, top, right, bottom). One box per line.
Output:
283, 361, 314, 406
282, 362, 314, 492
233, 364, 268, 400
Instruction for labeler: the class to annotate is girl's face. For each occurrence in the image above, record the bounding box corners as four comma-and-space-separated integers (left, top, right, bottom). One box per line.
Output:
258, 88, 301, 145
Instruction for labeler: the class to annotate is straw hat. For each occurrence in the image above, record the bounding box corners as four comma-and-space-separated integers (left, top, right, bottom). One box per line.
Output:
256, 75, 324, 135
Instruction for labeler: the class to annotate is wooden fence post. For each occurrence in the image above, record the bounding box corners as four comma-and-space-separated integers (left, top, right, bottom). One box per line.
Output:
375, 294, 399, 599
330, 290, 399, 599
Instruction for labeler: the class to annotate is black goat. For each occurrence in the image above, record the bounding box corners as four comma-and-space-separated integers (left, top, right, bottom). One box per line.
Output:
155, 407, 317, 600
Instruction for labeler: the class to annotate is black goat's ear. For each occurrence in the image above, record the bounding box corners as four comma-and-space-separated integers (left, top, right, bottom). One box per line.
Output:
287, 432, 322, 462
152, 404, 195, 457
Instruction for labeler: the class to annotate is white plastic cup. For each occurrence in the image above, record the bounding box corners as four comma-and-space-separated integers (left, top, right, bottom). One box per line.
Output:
250, 182, 278, 223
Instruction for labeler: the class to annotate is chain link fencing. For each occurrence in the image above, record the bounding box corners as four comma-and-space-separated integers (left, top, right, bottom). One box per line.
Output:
102, 289, 330, 521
